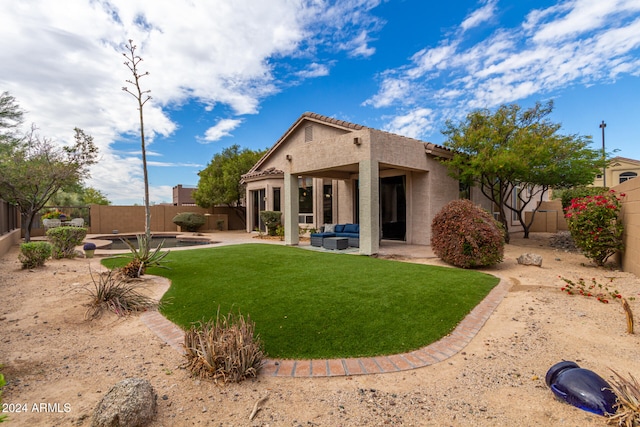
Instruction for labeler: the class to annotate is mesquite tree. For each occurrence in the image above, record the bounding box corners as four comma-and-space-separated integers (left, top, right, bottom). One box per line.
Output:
441, 101, 603, 241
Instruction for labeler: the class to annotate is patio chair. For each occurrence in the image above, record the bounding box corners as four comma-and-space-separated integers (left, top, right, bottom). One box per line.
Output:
69, 218, 85, 227
43, 219, 62, 230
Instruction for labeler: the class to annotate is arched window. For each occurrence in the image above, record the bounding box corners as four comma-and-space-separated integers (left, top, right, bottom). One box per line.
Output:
619, 172, 637, 183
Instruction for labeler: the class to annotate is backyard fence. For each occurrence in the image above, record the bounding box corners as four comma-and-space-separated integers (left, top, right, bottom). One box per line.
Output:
0, 199, 19, 235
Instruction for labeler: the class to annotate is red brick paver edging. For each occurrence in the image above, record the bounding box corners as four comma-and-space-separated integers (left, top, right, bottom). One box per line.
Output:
141, 276, 511, 378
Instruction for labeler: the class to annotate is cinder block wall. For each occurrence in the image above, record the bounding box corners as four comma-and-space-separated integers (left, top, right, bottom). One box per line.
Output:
615, 178, 640, 277
89, 205, 228, 234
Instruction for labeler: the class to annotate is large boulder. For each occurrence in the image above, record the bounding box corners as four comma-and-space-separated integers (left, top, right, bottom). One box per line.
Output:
91, 378, 157, 427
517, 253, 543, 267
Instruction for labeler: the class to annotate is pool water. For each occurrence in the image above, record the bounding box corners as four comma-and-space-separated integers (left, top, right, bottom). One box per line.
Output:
105, 236, 213, 250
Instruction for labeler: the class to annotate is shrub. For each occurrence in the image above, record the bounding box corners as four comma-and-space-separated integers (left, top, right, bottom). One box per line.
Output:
607, 370, 640, 426
116, 234, 170, 278
184, 309, 265, 383
18, 242, 52, 269
46, 226, 87, 259
172, 212, 206, 232
556, 186, 608, 210
431, 199, 504, 268
41, 209, 64, 220
564, 190, 624, 266
84, 269, 159, 320
259, 211, 281, 236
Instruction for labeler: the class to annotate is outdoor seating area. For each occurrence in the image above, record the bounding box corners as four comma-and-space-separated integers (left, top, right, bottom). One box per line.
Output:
42, 217, 85, 230
310, 223, 360, 249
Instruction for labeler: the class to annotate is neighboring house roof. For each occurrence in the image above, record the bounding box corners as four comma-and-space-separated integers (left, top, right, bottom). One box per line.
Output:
609, 156, 640, 166
241, 111, 450, 183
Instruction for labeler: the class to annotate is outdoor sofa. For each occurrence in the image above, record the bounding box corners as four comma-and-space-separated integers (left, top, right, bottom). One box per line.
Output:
310, 223, 360, 248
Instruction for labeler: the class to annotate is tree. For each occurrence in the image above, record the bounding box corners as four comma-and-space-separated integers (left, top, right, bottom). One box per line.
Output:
0, 126, 98, 241
193, 144, 266, 226
47, 184, 111, 206
441, 101, 603, 241
0, 91, 24, 143
122, 39, 152, 243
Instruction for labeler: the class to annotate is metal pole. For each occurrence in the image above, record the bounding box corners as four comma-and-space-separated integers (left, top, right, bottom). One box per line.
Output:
599, 120, 606, 187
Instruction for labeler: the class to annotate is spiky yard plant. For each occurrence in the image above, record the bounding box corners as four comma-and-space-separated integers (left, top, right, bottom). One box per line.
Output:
117, 234, 170, 278
84, 268, 159, 320
607, 370, 640, 427
184, 309, 265, 383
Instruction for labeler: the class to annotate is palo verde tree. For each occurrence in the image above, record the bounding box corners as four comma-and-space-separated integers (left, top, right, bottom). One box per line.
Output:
122, 39, 152, 242
441, 101, 602, 241
0, 125, 98, 242
193, 144, 266, 227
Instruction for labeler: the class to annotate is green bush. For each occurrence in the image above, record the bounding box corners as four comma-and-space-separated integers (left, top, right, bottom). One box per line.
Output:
46, 226, 87, 259
556, 186, 608, 209
172, 212, 206, 232
259, 211, 281, 236
564, 190, 624, 266
431, 199, 504, 268
18, 242, 52, 269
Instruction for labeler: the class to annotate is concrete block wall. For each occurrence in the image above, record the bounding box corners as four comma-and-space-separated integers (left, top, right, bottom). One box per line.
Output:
89, 205, 228, 235
615, 178, 640, 277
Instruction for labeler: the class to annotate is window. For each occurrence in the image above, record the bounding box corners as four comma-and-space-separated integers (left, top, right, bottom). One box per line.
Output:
273, 187, 281, 212
619, 172, 637, 183
459, 181, 470, 199
298, 177, 313, 223
304, 125, 313, 142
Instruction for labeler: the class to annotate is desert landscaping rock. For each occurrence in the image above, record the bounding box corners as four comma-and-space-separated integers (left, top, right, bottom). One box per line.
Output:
91, 378, 157, 427
517, 253, 543, 266
0, 232, 639, 426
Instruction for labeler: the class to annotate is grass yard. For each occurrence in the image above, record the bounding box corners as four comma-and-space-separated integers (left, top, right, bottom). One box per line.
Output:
104, 244, 499, 359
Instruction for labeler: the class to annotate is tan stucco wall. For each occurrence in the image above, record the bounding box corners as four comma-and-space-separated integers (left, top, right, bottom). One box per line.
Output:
615, 178, 640, 277
0, 228, 21, 258
89, 205, 227, 234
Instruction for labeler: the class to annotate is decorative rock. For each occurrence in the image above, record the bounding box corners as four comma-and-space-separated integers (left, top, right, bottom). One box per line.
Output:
91, 378, 157, 427
517, 253, 543, 267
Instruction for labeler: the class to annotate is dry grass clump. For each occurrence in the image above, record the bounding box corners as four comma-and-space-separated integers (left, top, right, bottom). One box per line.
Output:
184, 310, 265, 383
84, 269, 159, 320
607, 370, 640, 426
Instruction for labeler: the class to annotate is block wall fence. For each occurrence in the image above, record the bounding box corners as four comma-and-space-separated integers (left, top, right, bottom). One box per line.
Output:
88, 205, 230, 234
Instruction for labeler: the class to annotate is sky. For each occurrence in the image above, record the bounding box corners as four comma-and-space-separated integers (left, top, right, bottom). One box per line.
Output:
1, 0, 639, 205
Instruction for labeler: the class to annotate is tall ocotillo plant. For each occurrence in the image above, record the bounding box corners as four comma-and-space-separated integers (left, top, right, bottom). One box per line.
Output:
122, 39, 152, 243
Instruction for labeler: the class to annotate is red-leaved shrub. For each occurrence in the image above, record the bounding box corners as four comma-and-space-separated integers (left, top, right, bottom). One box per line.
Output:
431, 199, 504, 268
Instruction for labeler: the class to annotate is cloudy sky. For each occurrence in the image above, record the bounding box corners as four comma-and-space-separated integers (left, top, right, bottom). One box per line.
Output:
1, 0, 639, 204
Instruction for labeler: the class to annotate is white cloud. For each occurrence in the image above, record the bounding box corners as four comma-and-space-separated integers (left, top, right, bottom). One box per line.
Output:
460, 0, 497, 32
366, 0, 640, 140
0, 0, 381, 204
296, 63, 331, 79
383, 108, 435, 139
200, 118, 243, 143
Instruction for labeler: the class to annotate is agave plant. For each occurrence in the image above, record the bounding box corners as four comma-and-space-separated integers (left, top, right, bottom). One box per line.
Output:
84, 268, 159, 320
607, 370, 640, 427
118, 234, 170, 278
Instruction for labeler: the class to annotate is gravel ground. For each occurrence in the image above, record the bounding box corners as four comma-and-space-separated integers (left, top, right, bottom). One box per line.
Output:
1, 233, 639, 426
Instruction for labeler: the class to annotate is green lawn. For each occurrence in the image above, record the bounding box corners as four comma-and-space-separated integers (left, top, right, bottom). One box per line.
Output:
104, 244, 499, 359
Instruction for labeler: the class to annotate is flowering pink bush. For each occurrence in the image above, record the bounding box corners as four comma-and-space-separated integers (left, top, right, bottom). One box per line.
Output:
564, 190, 625, 266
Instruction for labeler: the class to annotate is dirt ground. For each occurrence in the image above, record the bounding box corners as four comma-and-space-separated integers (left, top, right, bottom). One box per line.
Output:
1, 233, 639, 426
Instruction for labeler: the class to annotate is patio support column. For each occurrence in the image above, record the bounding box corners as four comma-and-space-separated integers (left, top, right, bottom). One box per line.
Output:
359, 159, 379, 255
283, 172, 299, 246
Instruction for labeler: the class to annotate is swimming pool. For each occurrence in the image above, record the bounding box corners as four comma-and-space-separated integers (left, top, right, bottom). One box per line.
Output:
96, 235, 216, 250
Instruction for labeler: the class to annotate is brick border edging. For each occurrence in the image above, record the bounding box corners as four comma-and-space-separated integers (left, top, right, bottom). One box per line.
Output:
140, 275, 511, 378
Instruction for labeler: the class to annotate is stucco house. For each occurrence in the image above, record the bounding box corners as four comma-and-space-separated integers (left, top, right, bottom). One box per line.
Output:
592, 156, 639, 188
241, 112, 534, 255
